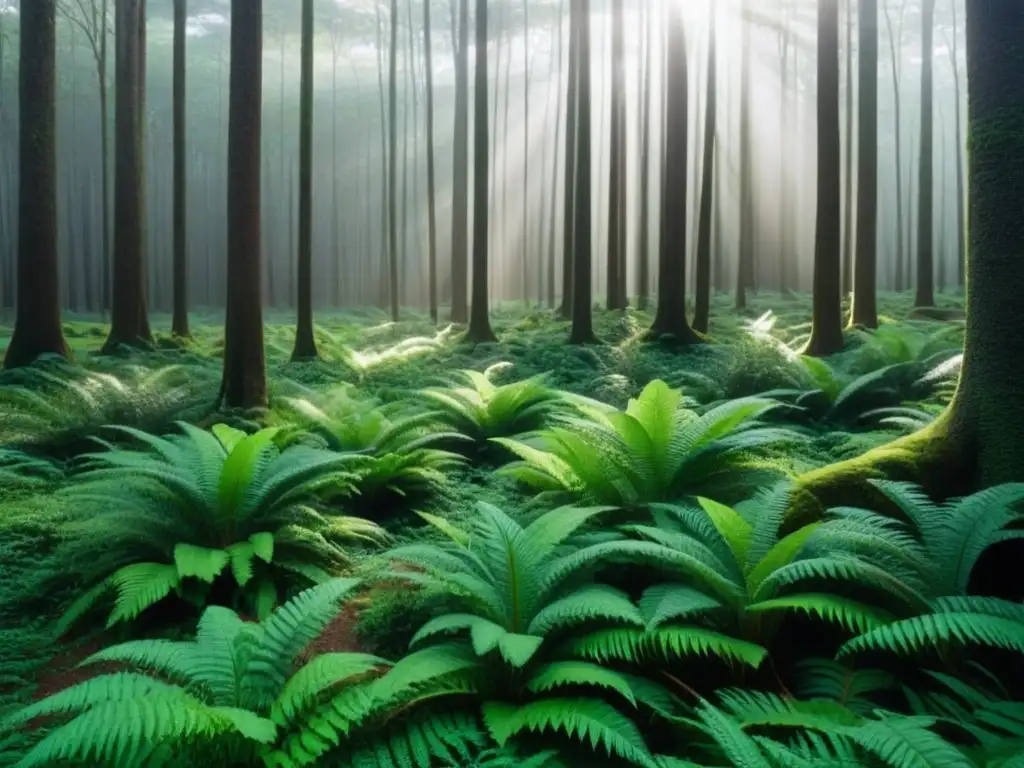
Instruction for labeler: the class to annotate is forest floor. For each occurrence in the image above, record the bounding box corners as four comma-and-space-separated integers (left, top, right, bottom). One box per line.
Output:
0, 290, 969, 765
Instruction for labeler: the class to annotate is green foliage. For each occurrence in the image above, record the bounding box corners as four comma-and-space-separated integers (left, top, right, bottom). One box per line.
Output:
495, 379, 802, 508
54, 422, 387, 633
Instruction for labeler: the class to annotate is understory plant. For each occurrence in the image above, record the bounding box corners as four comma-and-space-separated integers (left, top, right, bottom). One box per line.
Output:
54, 422, 385, 634
495, 379, 800, 510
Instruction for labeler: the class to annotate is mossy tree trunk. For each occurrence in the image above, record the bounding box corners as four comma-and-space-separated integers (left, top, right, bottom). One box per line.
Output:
915, 0, 936, 308
464, 0, 497, 344
171, 0, 189, 338
788, 1, 1024, 528
568, 0, 596, 345
449, 0, 470, 324
221, 0, 267, 410
851, 0, 878, 328
103, 0, 153, 353
650, 1, 700, 343
291, 0, 318, 360
693, 4, 716, 335
802, 0, 845, 357
4, 0, 69, 369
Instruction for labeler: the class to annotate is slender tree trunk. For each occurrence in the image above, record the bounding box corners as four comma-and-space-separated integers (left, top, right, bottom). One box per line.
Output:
171, 0, 189, 337
558, 2, 579, 320
423, 0, 439, 322
4, 0, 69, 368
736, 0, 753, 310
221, 0, 267, 409
465, 0, 497, 343
387, 0, 400, 320
605, 0, 627, 310
568, 0, 596, 344
778, 11, 791, 296
884, 0, 906, 293
650, 1, 699, 343
915, 0, 936, 307
292, 0, 318, 359
100, 0, 111, 317
449, 0, 470, 323
522, 0, 531, 305
947, 0, 965, 289
851, 0, 878, 328
375, 6, 390, 311
331, 16, 340, 307
546, 0, 565, 310
841, 0, 854, 296
693, 6, 715, 334
103, 0, 152, 352
636, 2, 652, 310
803, 0, 844, 356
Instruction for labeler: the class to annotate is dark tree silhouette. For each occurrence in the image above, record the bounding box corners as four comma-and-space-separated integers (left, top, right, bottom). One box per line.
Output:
4, 0, 70, 369
915, 0, 937, 307
171, 0, 189, 338
851, 0, 878, 328
802, 0, 845, 356
221, 0, 267, 409
464, 0, 497, 343
449, 0, 470, 324
387, 0, 400, 321
693, 4, 716, 335
423, 0, 439, 324
605, 0, 626, 311
558, 2, 579, 321
568, 0, 596, 345
635, 2, 652, 311
292, 0, 318, 360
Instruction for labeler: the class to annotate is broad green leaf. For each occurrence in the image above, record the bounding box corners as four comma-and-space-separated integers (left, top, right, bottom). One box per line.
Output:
174, 544, 231, 583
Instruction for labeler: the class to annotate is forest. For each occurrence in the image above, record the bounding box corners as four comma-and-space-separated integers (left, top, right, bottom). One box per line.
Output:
0, 0, 1023, 765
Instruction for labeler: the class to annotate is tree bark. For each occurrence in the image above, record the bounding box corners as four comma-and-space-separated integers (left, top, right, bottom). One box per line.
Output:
4, 0, 69, 369
423, 0, 439, 322
568, 0, 596, 344
802, 0, 845, 356
883, 0, 906, 292
449, 0, 470, 323
915, 0, 936, 307
693, 6, 716, 335
171, 0, 189, 337
387, 0, 400, 320
947, 0, 966, 290
558, 2, 579, 320
292, 0, 318, 359
221, 0, 267, 409
636, 1, 652, 311
851, 0, 878, 328
103, 0, 152, 352
605, 0, 626, 311
841, 0, 854, 296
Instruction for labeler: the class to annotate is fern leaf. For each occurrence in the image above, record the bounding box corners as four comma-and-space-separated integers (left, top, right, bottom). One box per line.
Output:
527, 662, 637, 706
838, 613, 1024, 659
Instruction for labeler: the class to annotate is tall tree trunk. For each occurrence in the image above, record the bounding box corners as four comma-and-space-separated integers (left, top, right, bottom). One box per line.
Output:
387, 0, 400, 320
465, 0, 497, 343
103, 0, 152, 352
841, 0, 854, 296
883, 0, 906, 293
947, 0, 965, 290
915, 0, 936, 307
778, 9, 792, 296
423, 0, 439, 322
171, 0, 189, 337
851, 0, 878, 327
568, 0, 596, 344
693, 5, 716, 334
546, 0, 566, 310
100, 0, 111, 317
292, 0, 318, 359
605, 0, 626, 310
375, 6, 390, 311
522, 0, 531, 305
558, 2, 579, 320
636, 2, 652, 310
221, 0, 267, 409
331, 14, 340, 307
449, 0, 470, 323
736, 0, 753, 310
803, 0, 844, 356
650, 1, 699, 343
4, 0, 69, 368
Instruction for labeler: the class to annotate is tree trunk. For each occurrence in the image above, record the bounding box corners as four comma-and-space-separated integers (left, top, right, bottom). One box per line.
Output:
558, 2, 579, 320
883, 0, 906, 293
103, 0, 152, 352
948, 0, 965, 290
387, 0, 400, 320
802, 0, 845, 357
100, 0, 111, 317
636, 1, 652, 311
841, 0, 854, 296
851, 0, 878, 328
788, 1, 1024, 528
292, 0, 318, 360
568, 0, 596, 344
736, 0, 753, 310
605, 0, 626, 311
464, 0, 497, 343
915, 0, 936, 307
4, 0, 69, 369
171, 0, 189, 337
423, 0, 439, 322
449, 0, 470, 323
545, 0, 565, 310
221, 0, 267, 409
693, 5, 715, 335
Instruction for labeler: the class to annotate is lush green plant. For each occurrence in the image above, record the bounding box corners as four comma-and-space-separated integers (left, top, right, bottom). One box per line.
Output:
277, 385, 469, 517
381, 501, 706, 767
0, 361, 217, 452
495, 379, 800, 509
849, 322, 962, 377
54, 423, 385, 633
419, 363, 570, 451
